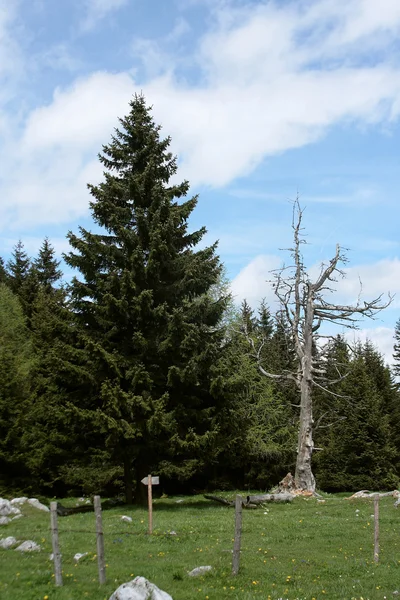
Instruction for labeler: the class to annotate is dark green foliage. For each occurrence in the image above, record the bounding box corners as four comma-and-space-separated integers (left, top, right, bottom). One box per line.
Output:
0, 285, 34, 491
212, 301, 297, 490
314, 339, 398, 491
6, 241, 31, 293
6, 241, 40, 326
0, 257, 7, 284
64, 95, 227, 501
34, 237, 63, 290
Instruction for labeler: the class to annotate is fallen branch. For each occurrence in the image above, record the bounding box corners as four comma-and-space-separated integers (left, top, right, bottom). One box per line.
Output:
346, 490, 400, 500
203, 493, 293, 508
57, 498, 125, 517
247, 493, 294, 504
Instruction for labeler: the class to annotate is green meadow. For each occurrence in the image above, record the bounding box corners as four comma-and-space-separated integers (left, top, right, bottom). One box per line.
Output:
0, 494, 399, 600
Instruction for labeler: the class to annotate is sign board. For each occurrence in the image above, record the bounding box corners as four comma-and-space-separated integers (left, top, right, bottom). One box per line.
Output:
141, 476, 159, 486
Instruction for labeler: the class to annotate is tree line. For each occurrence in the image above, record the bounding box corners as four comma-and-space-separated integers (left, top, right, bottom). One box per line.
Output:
1, 95, 400, 501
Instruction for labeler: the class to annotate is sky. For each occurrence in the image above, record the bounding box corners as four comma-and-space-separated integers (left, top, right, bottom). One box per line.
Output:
1, 0, 400, 362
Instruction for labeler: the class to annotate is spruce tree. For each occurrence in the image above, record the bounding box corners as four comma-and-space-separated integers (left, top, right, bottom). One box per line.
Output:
64, 95, 227, 502
0, 284, 34, 490
315, 340, 397, 491
34, 238, 63, 290
7, 241, 31, 294
0, 258, 7, 284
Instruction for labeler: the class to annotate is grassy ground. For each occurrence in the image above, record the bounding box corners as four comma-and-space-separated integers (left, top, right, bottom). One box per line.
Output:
0, 493, 399, 600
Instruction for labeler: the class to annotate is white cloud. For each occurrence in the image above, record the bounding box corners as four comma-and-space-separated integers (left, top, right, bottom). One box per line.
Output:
331, 258, 400, 307
81, 0, 129, 32
3, 0, 400, 228
117, 0, 400, 187
230, 252, 398, 363
230, 254, 281, 307
345, 326, 395, 365
0, 72, 134, 229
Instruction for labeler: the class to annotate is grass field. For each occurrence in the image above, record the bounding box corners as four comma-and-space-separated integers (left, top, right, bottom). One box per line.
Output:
0, 493, 400, 600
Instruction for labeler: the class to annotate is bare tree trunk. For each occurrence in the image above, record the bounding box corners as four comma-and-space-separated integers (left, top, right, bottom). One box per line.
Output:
242, 199, 391, 496
124, 456, 133, 505
295, 365, 315, 491
295, 297, 315, 492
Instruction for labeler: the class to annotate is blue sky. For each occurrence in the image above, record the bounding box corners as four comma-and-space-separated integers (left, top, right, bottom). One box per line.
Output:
1, 0, 400, 361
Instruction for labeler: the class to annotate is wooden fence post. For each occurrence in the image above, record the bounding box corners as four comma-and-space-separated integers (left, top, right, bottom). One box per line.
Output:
148, 474, 153, 535
50, 502, 63, 586
374, 494, 380, 563
232, 495, 243, 576
94, 496, 106, 584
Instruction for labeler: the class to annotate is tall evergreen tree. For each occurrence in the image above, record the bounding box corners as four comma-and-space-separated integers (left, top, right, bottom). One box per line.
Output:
0, 258, 7, 284
34, 238, 63, 290
7, 241, 31, 294
0, 284, 34, 490
315, 340, 397, 491
64, 95, 227, 502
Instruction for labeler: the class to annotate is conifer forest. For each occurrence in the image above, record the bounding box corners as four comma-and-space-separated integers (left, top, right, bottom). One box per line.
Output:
2, 96, 399, 502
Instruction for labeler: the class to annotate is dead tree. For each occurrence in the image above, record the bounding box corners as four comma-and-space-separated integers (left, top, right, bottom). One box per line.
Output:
244, 199, 392, 493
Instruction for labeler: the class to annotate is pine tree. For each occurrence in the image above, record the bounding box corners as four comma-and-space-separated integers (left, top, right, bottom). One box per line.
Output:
257, 299, 273, 339
0, 284, 34, 490
7, 241, 31, 294
64, 95, 227, 502
34, 238, 63, 290
315, 340, 397, 491
240, 299, 257, 334
0, 258, 7, 284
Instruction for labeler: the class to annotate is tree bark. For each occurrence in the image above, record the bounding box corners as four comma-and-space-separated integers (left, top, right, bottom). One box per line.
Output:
124, 456, 134, 505
295, 297, 316, 492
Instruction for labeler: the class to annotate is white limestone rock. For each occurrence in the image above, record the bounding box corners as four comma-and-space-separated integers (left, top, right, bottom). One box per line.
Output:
74, 552, 89, 562
0, 536, 18, 549
15, 540, 41, 552
10, 497, 27, 505
121, 516, 132, 523
188, 566, 212, 577
0, 499, 21, 516
0, 517, 11, 525
12, 514, 23, 521
109, 576, 173, 600
27, 498, 50, 512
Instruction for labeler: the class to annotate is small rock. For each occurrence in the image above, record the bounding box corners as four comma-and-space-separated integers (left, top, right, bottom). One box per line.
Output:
175, 499, 184, 504
0, 536, 18, 549
0, 517, 11, 525
188, 566, 212, 577
121, 515, 133, 523
317, 499, 326, 504
169, 531, 177, 536
74, 552, 88, 562
108, 576, 173, 600
15, 540, 41, 552
394, 498, 400, 508
27, 498, 50, 512
85, 499, 91, 504
10, 497, 27, 505
12, 514, 23, 521
0, 499, 20, 516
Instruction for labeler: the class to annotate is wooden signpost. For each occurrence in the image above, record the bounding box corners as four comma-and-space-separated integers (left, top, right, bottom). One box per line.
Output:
141, 475, 159, 534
